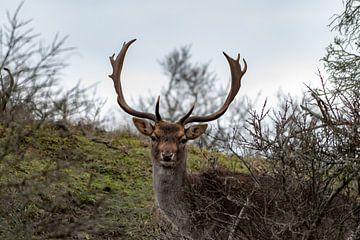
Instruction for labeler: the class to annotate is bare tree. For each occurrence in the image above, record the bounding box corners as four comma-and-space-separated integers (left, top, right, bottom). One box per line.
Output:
0, 3, 105, 126
137, 45, 254, 148
0, 3, 70, 119
137, 46, 221, 120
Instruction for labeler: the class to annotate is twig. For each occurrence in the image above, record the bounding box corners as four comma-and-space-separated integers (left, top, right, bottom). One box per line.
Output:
228, 196, 251, 240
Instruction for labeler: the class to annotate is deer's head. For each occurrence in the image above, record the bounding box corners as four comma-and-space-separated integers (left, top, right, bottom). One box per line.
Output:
109, 39, 247, 169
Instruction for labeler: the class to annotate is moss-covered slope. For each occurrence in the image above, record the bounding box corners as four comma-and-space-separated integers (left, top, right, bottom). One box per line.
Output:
0, 125, 242, 239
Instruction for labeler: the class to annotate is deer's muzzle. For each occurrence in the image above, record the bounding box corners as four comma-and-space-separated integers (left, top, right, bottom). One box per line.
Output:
161, 150, 174, 162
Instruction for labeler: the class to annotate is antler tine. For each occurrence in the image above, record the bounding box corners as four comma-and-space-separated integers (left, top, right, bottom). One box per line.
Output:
109, 39, 158, 122
155, 96, 162, 121
181, 52, 247, 125
178, 102, 195, 124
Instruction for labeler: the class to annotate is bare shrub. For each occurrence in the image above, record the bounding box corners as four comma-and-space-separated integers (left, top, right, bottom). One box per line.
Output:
0, 4, 109, 239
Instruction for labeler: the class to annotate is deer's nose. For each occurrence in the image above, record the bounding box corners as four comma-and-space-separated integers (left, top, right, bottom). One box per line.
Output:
161, 151, 174, 161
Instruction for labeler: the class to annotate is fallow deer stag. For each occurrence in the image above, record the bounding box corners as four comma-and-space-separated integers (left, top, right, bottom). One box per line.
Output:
109, 40, 358, 240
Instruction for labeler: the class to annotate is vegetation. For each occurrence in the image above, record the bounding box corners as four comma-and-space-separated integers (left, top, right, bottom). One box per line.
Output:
0, 121, 244, 239
323, 0, 360, 91
0, 1, 359, 239
0, 4, 244, 239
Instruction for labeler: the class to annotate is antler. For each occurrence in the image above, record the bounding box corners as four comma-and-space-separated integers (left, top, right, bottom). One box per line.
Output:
109, 39, 161, 122
179, 52, 247, 125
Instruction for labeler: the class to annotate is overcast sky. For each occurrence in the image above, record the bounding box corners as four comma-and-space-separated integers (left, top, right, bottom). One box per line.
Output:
0, 0, 343, 117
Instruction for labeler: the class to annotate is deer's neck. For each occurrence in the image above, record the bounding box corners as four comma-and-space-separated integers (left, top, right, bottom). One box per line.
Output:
152, 157, 189, 208
152, 153, 196, 236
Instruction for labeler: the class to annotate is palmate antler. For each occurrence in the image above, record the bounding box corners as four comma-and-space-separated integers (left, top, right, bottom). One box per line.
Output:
109, 39, 247, 125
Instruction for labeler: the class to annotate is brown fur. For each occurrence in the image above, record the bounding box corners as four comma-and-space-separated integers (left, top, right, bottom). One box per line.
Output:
184, 168, 357, 239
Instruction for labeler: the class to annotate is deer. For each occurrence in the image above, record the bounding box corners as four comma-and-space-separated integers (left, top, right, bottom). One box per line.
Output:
108, 39, 359, 240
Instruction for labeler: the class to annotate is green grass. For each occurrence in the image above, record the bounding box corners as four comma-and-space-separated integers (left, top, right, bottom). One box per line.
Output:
0, 125, 246, 239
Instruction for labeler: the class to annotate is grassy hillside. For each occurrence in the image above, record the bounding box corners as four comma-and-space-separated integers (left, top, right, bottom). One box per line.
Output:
0, 124, 243, 239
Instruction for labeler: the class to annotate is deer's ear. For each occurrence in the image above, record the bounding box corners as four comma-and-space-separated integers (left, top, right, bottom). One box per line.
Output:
185, 124, 208, 140
132, 118, 154, 136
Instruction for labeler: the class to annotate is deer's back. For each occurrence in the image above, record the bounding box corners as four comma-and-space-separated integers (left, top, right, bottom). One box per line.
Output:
185, 168, 358, 240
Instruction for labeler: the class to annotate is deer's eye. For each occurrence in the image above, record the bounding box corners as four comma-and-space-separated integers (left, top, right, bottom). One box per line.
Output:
150, 136, 158, 142
180, 138, 187, 144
